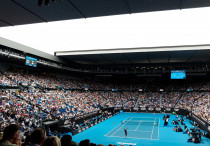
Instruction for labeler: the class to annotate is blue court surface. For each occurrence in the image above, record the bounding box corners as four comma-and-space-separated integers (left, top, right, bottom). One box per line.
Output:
72, 113, 210, 146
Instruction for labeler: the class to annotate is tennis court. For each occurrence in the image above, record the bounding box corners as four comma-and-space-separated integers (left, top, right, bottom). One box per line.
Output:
72, 113, 210, 146
105, 117, 159, 140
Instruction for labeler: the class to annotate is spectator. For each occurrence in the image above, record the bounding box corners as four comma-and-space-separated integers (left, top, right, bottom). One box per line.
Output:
0, 124, 22, 146
42, 136, 61, 146
61, 135, 78, 146
28, 128, 46, 146
79, 139, 90, 146
0, 132, 3, 140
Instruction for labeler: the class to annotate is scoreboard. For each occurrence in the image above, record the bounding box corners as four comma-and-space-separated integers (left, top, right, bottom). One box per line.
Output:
25, 56, 37, 67
171, 70, 186, 79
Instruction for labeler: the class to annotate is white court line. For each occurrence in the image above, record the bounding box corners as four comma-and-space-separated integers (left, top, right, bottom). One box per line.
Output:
158, 118, 160, 139
105, 135, 159, 140
118, 129, 152, 132
150, 118, 156, 139
130, 117, 156, 119
104, 123, 122, 136
110, 117, 133, 136
105, 117, 130, 136
128, 117, 133, 120
128, 130, 152, 132
135, 121, 142, 131
110, 123, 127, 136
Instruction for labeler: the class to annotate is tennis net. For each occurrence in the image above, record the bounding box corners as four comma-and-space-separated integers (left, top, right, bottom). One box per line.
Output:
121, 120, 159, 126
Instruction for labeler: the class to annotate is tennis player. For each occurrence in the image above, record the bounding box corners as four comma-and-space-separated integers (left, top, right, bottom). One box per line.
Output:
124, 128, 128, 137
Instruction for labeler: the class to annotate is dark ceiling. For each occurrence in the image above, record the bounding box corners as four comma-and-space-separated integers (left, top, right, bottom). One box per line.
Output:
1, 0, 210, 66
57, 49, 210, 65
1, 0, 210, 27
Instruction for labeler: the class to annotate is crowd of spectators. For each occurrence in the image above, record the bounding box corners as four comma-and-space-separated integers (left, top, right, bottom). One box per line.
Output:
161, 92, 181, 108
17, 90, 109, 120
0, 90, 43, 136
1, 69, 210, 91
0, 89, 117, 134
0, 68, 209, 146
200, 82, 210, 91
0, 89, 119, 145
175, 92, 209, 123
175, 92, 202, 110
0, 71, 17, 87
121, 92, 138, 107
0, 123, 122, 146
192, 93, 210, 123
137, 92, 160, 108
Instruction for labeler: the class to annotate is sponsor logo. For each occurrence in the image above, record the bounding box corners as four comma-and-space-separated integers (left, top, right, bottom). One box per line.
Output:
166, 108, 171, 111
141, 108, 146, 110
117, 142, 136, 145
156, 108, 161, 111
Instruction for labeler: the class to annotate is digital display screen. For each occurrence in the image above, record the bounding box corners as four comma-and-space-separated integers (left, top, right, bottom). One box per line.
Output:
25, 56, 37, 67
171, 70, 186, 79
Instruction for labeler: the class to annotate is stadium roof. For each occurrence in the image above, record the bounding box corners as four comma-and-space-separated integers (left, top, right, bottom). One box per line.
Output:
1, 0, 210, 27
0, 36, 65, 63
0, 1, 210, 66
1, 37, 210, 65
55, 45, 210, 65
